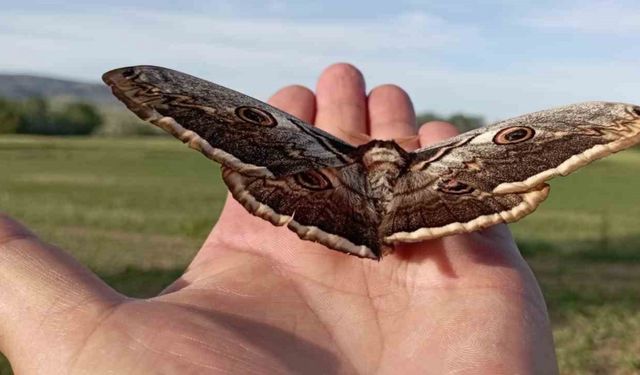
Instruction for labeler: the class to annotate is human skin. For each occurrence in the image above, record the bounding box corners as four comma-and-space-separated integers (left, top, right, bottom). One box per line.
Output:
0, 63, 558, 374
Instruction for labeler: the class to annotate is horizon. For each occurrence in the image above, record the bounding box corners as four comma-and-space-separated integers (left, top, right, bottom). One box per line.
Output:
2, 0, 638, 121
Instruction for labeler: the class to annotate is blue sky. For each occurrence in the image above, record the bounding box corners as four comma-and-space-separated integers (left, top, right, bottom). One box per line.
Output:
1, 0, 638, 120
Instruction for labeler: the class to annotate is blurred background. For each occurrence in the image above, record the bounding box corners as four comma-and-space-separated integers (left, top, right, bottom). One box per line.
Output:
1, 1, 639, 373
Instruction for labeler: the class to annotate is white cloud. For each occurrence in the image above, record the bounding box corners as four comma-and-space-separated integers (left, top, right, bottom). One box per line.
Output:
0, 6, 637, 120
523, 1, 640, 34
0, 8, 483, 112
0, 9, 475, 75
399, 61, 640, 121
266, 0, 287, 13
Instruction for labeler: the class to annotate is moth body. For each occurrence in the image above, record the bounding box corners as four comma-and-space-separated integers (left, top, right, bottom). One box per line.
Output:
358, 140, 409, 208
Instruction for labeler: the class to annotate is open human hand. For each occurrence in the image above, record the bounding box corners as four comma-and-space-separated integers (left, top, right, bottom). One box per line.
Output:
0, 63, 558, 374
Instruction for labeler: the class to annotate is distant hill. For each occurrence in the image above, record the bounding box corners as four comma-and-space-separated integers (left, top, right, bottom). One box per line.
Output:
0, 73, 163, 136
0, 74, 116, 105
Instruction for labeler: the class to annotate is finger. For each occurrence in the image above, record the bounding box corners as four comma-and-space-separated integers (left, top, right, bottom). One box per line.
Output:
314, 63, 367, 139
418, 120, 460, 147
0, 214, 122, 357
368, 84, 419, 150
268, 84, 315, 123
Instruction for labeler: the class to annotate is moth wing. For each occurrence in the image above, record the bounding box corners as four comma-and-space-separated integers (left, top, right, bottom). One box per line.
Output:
222, 163, 384, 259
384, 102, 640, 243
411, 102, 640, 195
103, 66, 356, 177
382, 172, 549, 243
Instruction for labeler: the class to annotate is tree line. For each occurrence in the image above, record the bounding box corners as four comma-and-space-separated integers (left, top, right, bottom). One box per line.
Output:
0, 96, 486, 136
0, 97, 102, 135
416, 112, 485, 133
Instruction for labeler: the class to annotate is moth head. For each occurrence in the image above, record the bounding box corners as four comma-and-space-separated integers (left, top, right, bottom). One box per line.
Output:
360, 141, 406, 170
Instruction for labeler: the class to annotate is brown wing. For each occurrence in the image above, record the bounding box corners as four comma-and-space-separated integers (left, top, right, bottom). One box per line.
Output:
382, 173, 549, 243
222, 163, 384, 259
384, 102, 640, 244
409, 102, 640, 195
103, 66, 356, 177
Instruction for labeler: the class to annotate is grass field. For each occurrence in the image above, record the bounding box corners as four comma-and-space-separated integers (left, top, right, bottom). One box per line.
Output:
1, 135, 640, 374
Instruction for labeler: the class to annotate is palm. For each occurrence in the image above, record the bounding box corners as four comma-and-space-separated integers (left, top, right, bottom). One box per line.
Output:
0, 64, 557, 374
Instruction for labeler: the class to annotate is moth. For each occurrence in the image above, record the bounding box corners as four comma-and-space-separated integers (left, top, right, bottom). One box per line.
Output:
103, 66, 640, 260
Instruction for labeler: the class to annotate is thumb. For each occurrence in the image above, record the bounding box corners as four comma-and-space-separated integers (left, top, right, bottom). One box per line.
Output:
0, 214, 123, 369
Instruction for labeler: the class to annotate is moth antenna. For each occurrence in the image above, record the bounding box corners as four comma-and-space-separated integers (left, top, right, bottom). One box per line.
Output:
337, 127, 372, 145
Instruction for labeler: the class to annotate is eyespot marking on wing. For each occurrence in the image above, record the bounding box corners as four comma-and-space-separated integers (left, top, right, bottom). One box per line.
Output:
436, 178, 475, 194
235, 106, 277, 127
294, 170, 332, 191
493, 126, 535, 145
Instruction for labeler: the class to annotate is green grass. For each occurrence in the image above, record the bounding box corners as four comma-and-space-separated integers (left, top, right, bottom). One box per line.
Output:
1, 135, 640, 373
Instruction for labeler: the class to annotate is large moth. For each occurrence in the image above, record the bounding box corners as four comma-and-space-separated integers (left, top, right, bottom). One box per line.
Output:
103, 66, 640, 260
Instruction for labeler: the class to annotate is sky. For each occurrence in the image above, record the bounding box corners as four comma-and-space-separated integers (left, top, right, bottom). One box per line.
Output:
1, 0, 638, 120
